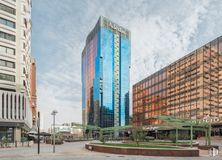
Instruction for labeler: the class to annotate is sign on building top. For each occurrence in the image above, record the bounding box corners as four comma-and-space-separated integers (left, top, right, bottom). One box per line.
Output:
100, 16, 130, 38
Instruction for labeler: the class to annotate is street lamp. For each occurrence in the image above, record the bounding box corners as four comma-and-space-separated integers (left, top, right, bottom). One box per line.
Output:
155, 129, 158, 139
203, 115, 212, 146
51, 110, 58, 153
37, 112, 40, 154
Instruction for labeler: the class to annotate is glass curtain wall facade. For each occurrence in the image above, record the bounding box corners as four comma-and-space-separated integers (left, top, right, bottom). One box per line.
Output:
82, 16, 131, 128
133, 36, 222, 127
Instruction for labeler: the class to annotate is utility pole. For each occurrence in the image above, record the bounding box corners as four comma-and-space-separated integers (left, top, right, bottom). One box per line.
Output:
37, 111, 40, 154
190, 125, 193, 148
175, 128, 178, 146
51, 110, 58, 153
53, 113, 55, 153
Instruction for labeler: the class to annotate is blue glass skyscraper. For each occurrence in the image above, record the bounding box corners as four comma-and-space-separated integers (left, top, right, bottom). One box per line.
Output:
82, 16, 131, 128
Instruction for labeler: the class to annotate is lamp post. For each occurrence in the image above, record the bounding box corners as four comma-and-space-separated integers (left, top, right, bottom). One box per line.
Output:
51, 110, 58, 153
37, 112, 40, 154
155, 129, 158, 139
203, 115, 211, 146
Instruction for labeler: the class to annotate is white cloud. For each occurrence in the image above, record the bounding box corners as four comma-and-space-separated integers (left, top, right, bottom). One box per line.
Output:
130, 0, 210, 84
32, 0, 222, 130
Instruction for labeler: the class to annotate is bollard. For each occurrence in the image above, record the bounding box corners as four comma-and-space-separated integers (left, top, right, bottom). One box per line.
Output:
88, 145, 93, 151
209, 147, 219, 156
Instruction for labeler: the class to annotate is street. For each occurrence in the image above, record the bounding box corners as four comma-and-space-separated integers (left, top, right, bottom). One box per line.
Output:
0, 141, 222, 160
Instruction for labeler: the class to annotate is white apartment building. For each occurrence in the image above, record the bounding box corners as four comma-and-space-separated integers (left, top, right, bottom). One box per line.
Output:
0, 0, 34, 142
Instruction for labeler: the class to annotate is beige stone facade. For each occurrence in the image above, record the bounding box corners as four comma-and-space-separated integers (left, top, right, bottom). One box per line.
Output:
30, 58, 37, 126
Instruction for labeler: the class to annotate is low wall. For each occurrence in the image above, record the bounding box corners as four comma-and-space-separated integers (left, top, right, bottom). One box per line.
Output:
1, 141, 33, 148
198, 145, 219, 150
85, 144, 199, 157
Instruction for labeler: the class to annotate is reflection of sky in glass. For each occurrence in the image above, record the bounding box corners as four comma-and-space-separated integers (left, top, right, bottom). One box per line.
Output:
100, 28, 115, 127
101, 28, 114, 111
82, 19, 130, 127
120, 36, 130, 126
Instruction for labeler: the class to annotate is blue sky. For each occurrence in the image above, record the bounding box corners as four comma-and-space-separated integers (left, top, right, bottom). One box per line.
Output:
32, 0, 222, 130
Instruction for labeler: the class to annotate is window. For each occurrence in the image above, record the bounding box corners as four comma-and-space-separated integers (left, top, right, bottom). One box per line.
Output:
0, 45, 15, 55
0, 17, 15, 28
24, 18, 27, 28
0, 59, 15, 68
211, 39, 218, 53
0, 73, 15, 82
23, 30, 26, 37
0, 60, 4, 66
0, 3, 16, 15
0, 31, 15, 41
7, 48, 15, 55
219, 37, 222, 55
23, 80, 26, 87
6, 60, 15, 68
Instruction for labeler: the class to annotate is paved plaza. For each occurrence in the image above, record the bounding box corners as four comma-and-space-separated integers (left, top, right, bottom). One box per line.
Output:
0, 141, 221, 160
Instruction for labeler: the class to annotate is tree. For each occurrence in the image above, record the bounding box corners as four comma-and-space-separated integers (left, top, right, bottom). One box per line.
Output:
99, 130, 106, 144
169, 133, 176, 143
1, 136, 8, 148
131, 127, 146, 146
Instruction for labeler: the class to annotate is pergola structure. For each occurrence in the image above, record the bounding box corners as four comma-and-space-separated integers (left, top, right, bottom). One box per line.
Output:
72, 123, 132, 139
152, 115, 211, 147
100, 125, 132, 140
73, 117, 212, 147
73, 124, 100, 138
101, 125, 132, 132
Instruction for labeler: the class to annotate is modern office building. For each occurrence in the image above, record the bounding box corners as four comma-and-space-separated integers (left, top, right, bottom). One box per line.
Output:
133, 36, 222, 132
82, 16, 131, 128
0, 0, 35, 142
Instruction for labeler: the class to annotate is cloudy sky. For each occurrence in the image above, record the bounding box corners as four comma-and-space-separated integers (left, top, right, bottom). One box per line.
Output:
32, 0, 222, 130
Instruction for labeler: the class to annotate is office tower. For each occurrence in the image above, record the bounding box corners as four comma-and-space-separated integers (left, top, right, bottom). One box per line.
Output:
133, 36, 222, 132
82, 16, 131, 128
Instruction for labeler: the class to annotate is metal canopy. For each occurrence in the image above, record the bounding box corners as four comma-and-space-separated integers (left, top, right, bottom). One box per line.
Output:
153, 115, 211, 147
154, 115, 209, 128
101, 125, 132, 131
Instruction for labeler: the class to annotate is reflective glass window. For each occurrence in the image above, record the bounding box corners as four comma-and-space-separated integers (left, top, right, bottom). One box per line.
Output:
0, 3, 16, 15
0, 17, 15, 28
0, 73, 15, 82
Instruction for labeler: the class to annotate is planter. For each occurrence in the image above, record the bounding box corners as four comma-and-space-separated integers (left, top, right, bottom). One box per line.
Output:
85, 143, 199, 157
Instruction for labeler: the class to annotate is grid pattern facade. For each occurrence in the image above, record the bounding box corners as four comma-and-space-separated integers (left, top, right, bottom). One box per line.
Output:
133, 36, 222, 126
0, 0, 35, 142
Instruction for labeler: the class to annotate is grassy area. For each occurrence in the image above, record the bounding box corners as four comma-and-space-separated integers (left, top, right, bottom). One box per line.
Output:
94, 143, 179, 149
149, 140, 191, 144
